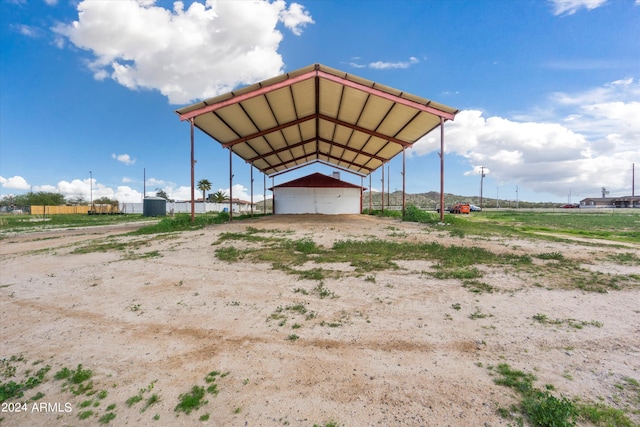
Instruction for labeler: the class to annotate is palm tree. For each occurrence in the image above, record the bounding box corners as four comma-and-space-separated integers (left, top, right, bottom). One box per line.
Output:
197, 179, 212, 202
211, 190, 227, 203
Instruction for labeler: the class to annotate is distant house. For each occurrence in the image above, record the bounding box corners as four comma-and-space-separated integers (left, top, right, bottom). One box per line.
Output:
580, 196, 640, 208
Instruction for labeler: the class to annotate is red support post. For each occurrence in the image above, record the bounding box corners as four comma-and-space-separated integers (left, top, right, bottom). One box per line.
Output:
439, 117, 445, 223
190, 119, 195, 223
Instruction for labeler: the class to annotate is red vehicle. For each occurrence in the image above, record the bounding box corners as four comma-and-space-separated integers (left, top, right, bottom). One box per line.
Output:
449, 203, 470, 214
561, 204, 579, 208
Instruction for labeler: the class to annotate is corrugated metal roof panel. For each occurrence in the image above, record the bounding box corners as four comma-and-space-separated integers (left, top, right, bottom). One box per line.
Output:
176, 63, 458, 178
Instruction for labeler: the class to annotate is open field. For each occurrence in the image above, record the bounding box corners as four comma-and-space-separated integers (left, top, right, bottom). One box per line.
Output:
1, 212, 639, 426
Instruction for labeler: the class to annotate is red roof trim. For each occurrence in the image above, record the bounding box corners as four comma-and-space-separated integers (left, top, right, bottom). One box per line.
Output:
271, 173, 363, 189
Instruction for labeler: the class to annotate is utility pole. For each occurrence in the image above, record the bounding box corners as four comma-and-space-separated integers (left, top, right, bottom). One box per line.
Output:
515, 185, 519, 209
479, 166, 485, 209
381, 165, 385, 213
387, 165, 390, 208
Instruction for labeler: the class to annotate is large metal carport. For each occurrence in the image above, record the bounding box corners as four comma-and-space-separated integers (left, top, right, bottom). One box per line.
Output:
175, 63, 458, 221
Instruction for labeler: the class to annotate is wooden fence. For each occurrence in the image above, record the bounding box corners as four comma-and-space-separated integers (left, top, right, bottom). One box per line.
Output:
30, 205, 90, 215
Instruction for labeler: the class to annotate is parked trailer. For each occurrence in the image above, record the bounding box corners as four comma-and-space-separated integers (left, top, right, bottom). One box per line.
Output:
88, 203, 121, 215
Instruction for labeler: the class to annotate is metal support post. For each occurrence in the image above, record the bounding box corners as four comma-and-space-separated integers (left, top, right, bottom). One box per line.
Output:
190, 119, 195, 223
439, 117, 445, 223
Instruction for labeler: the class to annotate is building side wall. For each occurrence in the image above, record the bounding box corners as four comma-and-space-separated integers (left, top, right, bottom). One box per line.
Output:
274, 187, 361, 214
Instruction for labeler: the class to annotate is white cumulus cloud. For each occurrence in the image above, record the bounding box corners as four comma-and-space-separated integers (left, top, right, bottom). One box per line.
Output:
549, 0, 608, 16
112, 153, 136, 165
368, 57, 419, 70
409, 77, 640, 199
0, 175, 30, 190
53, 0, 314, 104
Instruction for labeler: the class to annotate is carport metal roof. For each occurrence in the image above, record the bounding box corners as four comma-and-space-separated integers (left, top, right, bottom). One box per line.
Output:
176, 63, 458, 177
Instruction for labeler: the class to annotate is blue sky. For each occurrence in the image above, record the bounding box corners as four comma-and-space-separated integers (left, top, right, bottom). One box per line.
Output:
1, 0, 638, 204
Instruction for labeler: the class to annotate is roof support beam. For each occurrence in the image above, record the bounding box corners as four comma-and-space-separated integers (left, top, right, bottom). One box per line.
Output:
318, 151, 375, 173
318, 114, 412, 147
222, 114, 315, 148
247, 137, 316, 163
266, 150, 375, 176
269, 159, 367, 178
318, 137, 387, 163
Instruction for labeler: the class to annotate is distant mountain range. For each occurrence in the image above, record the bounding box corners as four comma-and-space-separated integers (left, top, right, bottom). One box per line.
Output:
255, 191, 559, 211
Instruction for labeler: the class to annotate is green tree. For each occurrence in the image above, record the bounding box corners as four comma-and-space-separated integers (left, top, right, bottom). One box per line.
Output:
93, 197, 117, 206
210, 190, 227, 203
14, 191, 66, 206
155, 188, 170, 200
197, 179, 212, 202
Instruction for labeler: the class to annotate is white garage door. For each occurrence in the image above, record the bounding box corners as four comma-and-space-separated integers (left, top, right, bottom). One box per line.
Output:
274, 188, 361, 214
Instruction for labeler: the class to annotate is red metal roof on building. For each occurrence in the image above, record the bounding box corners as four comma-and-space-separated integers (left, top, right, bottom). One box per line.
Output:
271, 172, 364, 189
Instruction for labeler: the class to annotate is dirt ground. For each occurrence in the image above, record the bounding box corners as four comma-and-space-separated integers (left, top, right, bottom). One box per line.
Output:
1, 214, 638, 427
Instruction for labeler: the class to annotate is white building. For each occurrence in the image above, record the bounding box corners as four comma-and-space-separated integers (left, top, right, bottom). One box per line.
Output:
271, 172, 364, 215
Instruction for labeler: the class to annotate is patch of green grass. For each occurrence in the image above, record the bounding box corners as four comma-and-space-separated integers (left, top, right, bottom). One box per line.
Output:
313, 283, 336, 298
462, 280, 496, 294
286, 303, 308, 315
294, 238, 320, 254
522, 389, 577, 427
576, 402, 635, 427
287, 334, 299, 341
493, 363, 536, 394
126, 394, 143, 407
133, 212, 230, 235
469, 308, 490, 320
431, 267, 483, 280
535, 252, 565, 261
78, 410, 94, 420
30, 391, 45, 401
98, 412, 116, 424
468, 210, 640, 244
0, 214, 153, 233
141, 393, 160, 412
297, 268, 325, 281
54, 364, 93, 395
0, 363, 50, 402
401, 205, 442, 224
125, 250, 162, 260
215, 246, 248, 262
491, 364, 637, 427
493, 364, 576, 426
313, 421, 340, 427
533, 313, 561, 325
71, 239, 130, 254
607, 252, 640, 265
174, 385, 207, 414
